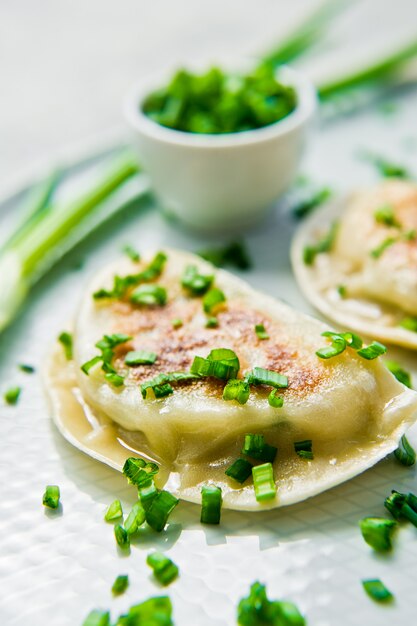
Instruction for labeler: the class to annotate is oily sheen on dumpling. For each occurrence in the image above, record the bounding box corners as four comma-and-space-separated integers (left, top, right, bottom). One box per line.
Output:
44, 248, 417, 510
292, 180, 417, 349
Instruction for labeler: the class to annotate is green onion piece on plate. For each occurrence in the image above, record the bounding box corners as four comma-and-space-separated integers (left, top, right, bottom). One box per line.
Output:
58, 331, 73, 360
18, 363, 35, 373
362, 579, 394, 603
171, 318, 183, 329
394, 435, 416, 466
104, 372, 124, 387
82, 609, 110, 626
112, 574, 129, 596
125, 501, 146, 535
124, 596, 173, 623
191, 348, 240, 380
125, 350, 157, 366
205, 316, 219, 328
146, 490, 179, 532
4, 386, 21, 405
104, 499, 123, 522
114, 524, 130, 549
294, 440, 314, 460
246, 367, 288, 389
252, 463, 276, 502
399, 316, 417, 333
242, 434, 277, 463
123, 245, 140, 262
202, 288, 226, 313
181, 264, 214, 295
225, 458, 253, 484
374, 204, 401, 228
292, 186, 332, 219
130, 284, 167, 306
146, 552, 179, 586
254, 323, 269, 340
42, 485, 60, 509
268, 389, 284, 408
385, 360, 412, 388
303, 221, 338, 266
222, 379, 250, 404
370, 236, 397, 259
123, 457, 159, 487
201, 485, 222, 524
237, 582, 306, 626
138, 479, 159, 512
357, 341, 387, 360
199, 240, 252, 270
359, 517, 397, 552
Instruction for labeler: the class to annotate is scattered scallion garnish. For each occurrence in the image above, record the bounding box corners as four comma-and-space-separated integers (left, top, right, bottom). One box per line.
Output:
4, 386, 21, 405
85, 596, 173, 626
385, 360, 412, 388
316, 330, 386, 361
181, 265, 214, 295
246, 367, 288, 390
191, 348, 240, 380
370, 236, 397, 259
255, 323, 269, 340
123, 245, 141, 262
130, 284, 167, 307
104, 499, 123, 522
200, 485, 222, 524
359, 517, 397, 552
125, 501, 146, 535
205, 317, 219, 328
123, 457, 159, 487
384, 490, 417, 526
362, 579, 394, 603
58, 331, 73, 360
374, 204, 401, 228
222, 379, 250, 404
252, 463, 276, 502
81, 333, 131, 386
399, 316, 417, 333
114, 524, 130, 549
146, 490, 179, 532
42, 485, 60, 509
242, 434, 277, 464
394, 435, 416, 467
225, 458, 253, 484
171, 318, 183, 329
363, 153, 410, 179
140, 371, 200, 399
18, 363, 35, 374
202, 287, 226, 314
268, 389, 284, 408
138, 479, 159, 512
82, 609, 110, 626
292, 186, 332, 219
337, 284, 347, 298
146, 552, 179, 586
93, 252, 167, 300
112, 574, 129, 596
294, 440, 314, 460
237, 582, 306, 626
125, 350, 157, 366
357, 341, 387, 360
303, 221, 338, 265
198, 241, 252, 270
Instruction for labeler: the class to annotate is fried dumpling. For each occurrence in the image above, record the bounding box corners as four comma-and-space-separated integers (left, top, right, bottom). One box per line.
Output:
44, 248, 417, 510
292, 180, 417, 349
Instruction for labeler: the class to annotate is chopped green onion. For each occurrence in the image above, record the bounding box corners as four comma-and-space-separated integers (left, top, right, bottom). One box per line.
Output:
252, 463, 276, 502
191, 348, 240, 380
303, 221, 338, 265
357, 341, 387, 360
125, 350, 157, 366
82, 609, 110, 626
404, 228, 416, 241
359, 517, 397, 552
384, 490, 417, 527
268, 389, 284, 408
140, 371, 199, 399
146, 490, 179, 532
199, 241, 252, 270
205, 316, 219, 328
385, 359, 412, 388
123, 245, 140, 262
394, 435, 416, 467
374, 204, 401, 228
112, 574, 129, 596
242, 434, 277, 463
114, 524, 130, 549
294, 440, 314, 460
370, 236, 397, 259
322, 330, 363, 350
181, 264, 214, 295
201, 485, 222, 524
81, 355, 102, 375
337, 284, 347, 298
18, 363, 35, 373
237, 582, 306, 626
138, 479, 159, 512
255, 323, 269, 340
125, 596, 173, 623
123, 457, 159, 487
222, 379, 250, 404
104, 372, 124, 387
399, 316, 417, 333
4, 386, 21, 405
362, 579, 393, 603
42, 485, 60, 509
93, 252, 167, 300
202, 288, 226, 314
246, 367, 288, 389
130, 284, 167, 307
58, 331, 73, 360
171, 318, 183, 329
225, 458, 253, 484
124, 501, 146, 535
104, 499, 123, 522
364, 153, 409, 179
292, 186, 332, 219
81, 333, 131, 385
316, 336, 346, 359
146, 552, 179, 586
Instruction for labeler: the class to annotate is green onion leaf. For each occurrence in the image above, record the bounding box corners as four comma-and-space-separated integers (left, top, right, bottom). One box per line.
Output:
222, 379, 250, 404
4, 386, 21, 405
384, 490, 417, 526
42, 485, 60, 509
237, 582, 306, 626
255, 323, 269, 340
125, 350, 157, 366
198, 241, 252, 270
123, 457, 159, 487
225, 458, 253, 484
130, 284, 167, 307
294, 440, 314, 460
93, 252, 167, 300
252, 463, 276, 502
394, 435, 416, 467
18, 363, 35, 373
104, 499, 123, 522
58, 331, 73, 360
191, 348, 240, 380
202, 288, 226, 314
268, 389, 284, 408
385, 360, 412, 388
242, 434, 277, 463
246, 367, 288, 389
81, 355, 102, 375
125, 596, 173, 623
362, 579, 393, 603
112, 574, 129, 596
181, 264, 214, 295
114, 524, 130, 549
104, 372, 124, 387
292, 186, 332, 219
138, 479, 159, 512
374, 204, 401, 228
123, 245, 140, 262
337, 284, 347, 298
205, 316, 219, 328
365, 154, 409, 179
201, 485, 222, 524
357, 341, 387, 360
399, 316, 417, 333
171, 318, 183, 329
359, 517, 397, 552
140, 371, 199, 399
370, 237, 397, 259
146, 552, 179, 586
303, 221, 338, 265
316, 336, 346, 359
146, 490, 179, 532
124, 501, 146, 535
82, 609, 110, 626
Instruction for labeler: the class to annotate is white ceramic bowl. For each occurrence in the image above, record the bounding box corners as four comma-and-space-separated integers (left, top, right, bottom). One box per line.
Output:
124, 65, 317, 232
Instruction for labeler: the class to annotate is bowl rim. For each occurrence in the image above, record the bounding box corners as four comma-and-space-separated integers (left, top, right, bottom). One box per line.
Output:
124, 64, 317, 149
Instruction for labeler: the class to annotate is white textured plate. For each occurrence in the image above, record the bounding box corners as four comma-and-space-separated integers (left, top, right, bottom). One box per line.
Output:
2, 90, 417, 626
